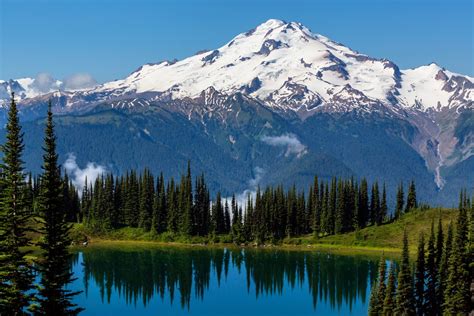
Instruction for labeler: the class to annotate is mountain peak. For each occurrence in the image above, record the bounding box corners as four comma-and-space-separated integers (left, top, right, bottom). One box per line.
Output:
2, 19, 472, 114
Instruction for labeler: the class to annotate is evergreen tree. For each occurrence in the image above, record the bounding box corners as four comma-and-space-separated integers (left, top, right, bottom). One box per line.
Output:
31, 102, 83, 315
212, 192, 224, 235
376, 255, 387, 314
424, 221, 438, 314
224, 200, 231, 234
405, 181, 417, 212
0, 93, 34, 313
414, 233, 425, 316
395, 230, 415, 315
379, 183, 387, 224
443, 192, 470, 314
334, 179, 344, 234
395, 182, 404, 220
370, 182, 380, 225
138, 169, 154, 231
438, 222, 452, 309
179, 162, 193, 235
383, 265, 396, 316
368, 281, 380, 316
358, 178, 369, 228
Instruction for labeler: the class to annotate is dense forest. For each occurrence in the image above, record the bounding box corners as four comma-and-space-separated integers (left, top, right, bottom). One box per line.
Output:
26, 161, 420, 244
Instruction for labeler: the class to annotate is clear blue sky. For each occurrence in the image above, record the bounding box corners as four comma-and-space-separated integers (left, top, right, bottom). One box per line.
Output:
1, 0, 472, 83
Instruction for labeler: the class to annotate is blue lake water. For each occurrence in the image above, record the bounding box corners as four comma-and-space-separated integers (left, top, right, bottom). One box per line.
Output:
69, 245, 385, 315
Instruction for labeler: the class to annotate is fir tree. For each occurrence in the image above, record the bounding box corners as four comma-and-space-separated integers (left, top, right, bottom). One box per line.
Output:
379, 183, 387, 224
395, 230, 415, 315
383, 265, 396, 316
376, 255, 387, 314
443, 192, 470, 314
395, 182, 404, 220
0, 93, 34, 313
424, 221, 438, 314
358, 178, 369, 228
438, 222, 452, 309
405, 181, 417, 212
31, 102, 83, 315
368, 281, 379, 316
414, 233, 425, 316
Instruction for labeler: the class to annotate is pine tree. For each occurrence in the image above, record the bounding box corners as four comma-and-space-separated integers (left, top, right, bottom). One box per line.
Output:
31, 102, 83, 315
438, 221, 452, 309
224, 200, 231, 234
424, 220, 438, 314
179, 162, 193, 236
138, 169, 154, 232
395, 230, 415, 315
414, 233, 425, 316
376, 255, 387, 313
212, 192, 224, 235
370, 182, 380, 225
0, 92, 34, 313
383, 265, 396, 315
311, 176, 320, 236
368, 281, 379, 316
379, 183, 387, 224
443, 192, 470, 314
334, 179, 344, 234
395, 182, 404, 220
405, 181, 417, 212
358, 178, 369, 228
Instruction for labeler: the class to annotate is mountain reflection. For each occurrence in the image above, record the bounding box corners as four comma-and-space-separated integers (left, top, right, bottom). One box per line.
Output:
76, 247, 381, 312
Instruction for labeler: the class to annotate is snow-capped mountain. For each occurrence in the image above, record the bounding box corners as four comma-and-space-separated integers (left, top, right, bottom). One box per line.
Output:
0, 77, 62, 105
3, 19, 472, 114
0, 19, 472, 205
65, 19, 474, 113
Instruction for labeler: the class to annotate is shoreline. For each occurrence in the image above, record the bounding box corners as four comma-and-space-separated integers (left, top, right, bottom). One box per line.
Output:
73, 237, 402, 258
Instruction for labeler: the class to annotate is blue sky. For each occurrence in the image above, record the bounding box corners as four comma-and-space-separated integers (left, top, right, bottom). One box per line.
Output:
1, 0, 472, 83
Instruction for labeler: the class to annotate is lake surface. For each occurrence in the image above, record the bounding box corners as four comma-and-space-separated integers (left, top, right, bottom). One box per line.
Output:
69, 245, 386, 315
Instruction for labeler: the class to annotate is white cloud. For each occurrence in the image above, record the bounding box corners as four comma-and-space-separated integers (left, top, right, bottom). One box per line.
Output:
63, 73, 97, 90
225, 166, 265, 210
63, 153, 106, 193
261, 133, 307, 158
32, 72, 57, 92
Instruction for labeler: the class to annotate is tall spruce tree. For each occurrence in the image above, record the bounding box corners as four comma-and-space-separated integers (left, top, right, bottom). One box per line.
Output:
395, 230, 415, 315
31, 102, 83, 315
438, 222, 452, 309
414, 233, 425, 316
405, 181, 417, 212
443, 192, 470, 314
358, 178, 369, 228
379, 184, 387, 224
395, 182, 404, 220
383, 265, 396, 315
0, 92, 34, 313
368, 281, 380, 316
376, 255, 387, 313
424, 221, 438, 314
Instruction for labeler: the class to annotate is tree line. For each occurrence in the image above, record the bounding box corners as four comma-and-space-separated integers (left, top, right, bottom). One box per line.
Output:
369, 191, 473, 315
69, 165, 420, 244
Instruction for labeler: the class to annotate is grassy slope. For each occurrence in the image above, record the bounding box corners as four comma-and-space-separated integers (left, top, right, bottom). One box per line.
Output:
72, 207, 458, 254
290, 207, 457, 251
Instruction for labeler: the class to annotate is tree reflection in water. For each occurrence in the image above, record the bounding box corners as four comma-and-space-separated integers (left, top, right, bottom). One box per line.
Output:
76, 247, 385, 313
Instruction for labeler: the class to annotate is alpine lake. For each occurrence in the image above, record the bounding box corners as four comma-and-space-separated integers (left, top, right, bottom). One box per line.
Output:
69, 243, 393, 315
